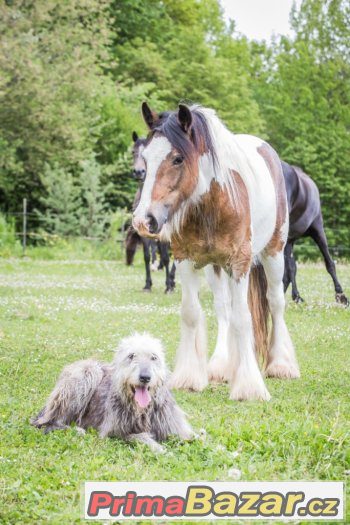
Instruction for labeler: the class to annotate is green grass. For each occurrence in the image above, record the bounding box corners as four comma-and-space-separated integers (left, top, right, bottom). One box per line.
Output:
0, 255, 349, 524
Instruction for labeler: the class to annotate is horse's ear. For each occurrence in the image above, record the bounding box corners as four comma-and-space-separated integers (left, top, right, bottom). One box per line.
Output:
142, 102, 158, 130
177, 104, 192, 133
132, 131, 138, 143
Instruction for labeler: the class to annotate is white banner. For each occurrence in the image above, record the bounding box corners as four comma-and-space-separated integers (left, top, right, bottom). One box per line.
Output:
83, 481, 344, 520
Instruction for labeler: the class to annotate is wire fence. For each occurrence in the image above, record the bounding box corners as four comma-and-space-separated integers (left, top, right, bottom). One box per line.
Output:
1, 198, 130, 256
1, 198, 350, 259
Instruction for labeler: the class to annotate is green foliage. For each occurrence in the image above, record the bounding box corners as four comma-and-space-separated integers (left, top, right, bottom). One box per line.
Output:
78, 157, 110, 238
252, 0, 350, 250
36, 159, 113, 238
0, 0, 114, 214
36, 164, 81, 237
0, 0, 349, 252
0, 213, 15, 245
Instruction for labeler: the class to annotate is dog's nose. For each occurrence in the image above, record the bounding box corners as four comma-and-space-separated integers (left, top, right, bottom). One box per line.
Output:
139, 374, 151, 384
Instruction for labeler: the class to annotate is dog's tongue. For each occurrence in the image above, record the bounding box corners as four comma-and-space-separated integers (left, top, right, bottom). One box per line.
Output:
134, 386, 151, 408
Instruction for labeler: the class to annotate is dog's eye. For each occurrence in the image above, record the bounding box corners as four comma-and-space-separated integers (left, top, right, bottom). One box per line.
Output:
128, 353, 135, 360
151, 354, 158, 361
172, 155, 184, 166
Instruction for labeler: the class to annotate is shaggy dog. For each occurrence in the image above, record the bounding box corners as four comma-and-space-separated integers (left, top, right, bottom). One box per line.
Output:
31, 333, 194, 453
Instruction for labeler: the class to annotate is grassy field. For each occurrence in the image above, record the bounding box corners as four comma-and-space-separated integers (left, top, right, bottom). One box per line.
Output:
0, 255, 349, 524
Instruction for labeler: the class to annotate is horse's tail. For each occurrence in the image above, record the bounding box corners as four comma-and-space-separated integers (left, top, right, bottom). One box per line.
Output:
248, 264, 270, 364
125, 227, 141, 265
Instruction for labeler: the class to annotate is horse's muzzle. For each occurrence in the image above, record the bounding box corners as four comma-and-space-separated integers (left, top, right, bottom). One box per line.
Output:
133, 205, 169, 237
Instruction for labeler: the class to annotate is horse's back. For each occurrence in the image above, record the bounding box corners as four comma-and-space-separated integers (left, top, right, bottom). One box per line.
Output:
281, 161, 321, 239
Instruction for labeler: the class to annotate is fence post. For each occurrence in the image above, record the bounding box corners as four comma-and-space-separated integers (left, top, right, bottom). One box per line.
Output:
22, 198, 27, 256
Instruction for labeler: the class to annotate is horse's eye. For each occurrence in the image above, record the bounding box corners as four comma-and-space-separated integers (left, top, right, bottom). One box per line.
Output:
172, 155, 184, 166
128, 353, 135, 360
151, 354, 158, 361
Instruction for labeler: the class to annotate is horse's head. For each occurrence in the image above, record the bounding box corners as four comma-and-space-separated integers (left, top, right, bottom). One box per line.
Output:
132, 103, 211, 238
131, 131, 147, 182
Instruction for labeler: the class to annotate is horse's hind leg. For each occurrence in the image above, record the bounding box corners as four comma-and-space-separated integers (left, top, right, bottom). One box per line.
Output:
307, 218, 349, 305
228, 271, 270, 401
169, 261, 176, 291
283, 245, 291, 293
169, 260, 208, 391
262, 252, 300, 379
142, 239, 152, 291
284, 241, 303, 303
205, 265, 230, 383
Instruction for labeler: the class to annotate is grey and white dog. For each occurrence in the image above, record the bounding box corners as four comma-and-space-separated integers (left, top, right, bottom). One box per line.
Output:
31, 333, 194, 453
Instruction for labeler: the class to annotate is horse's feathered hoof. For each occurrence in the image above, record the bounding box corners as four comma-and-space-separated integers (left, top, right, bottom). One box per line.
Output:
336, 293, 349, 307
164, 287, 175, 294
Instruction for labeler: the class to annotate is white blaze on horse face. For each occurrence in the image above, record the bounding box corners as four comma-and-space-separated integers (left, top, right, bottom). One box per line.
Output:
134, 144, 145, 172
133, 136, 172, 229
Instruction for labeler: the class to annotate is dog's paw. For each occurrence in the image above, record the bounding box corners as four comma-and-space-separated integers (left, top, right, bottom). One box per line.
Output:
193, 428, 207, 441
150, 442, 166, 454
198, 428, 207, 441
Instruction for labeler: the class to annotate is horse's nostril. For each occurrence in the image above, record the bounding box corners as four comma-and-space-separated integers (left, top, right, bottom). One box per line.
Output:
147, 213, 158, 234
139, 374, 151, 384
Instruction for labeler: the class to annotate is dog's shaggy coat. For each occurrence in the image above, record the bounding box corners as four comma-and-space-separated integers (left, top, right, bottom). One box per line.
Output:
31, 333, 194, 452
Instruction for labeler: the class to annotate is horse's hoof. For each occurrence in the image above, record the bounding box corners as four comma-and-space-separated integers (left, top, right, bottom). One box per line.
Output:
143, 287, 152, 293
336, 293, 349, 307
208, 356, 229, 383
293, 295, 304, 303
164, 287, 175, 294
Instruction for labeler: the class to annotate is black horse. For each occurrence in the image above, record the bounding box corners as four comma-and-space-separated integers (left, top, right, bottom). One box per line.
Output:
282, 161, 348, 305
125, 132, 176, 293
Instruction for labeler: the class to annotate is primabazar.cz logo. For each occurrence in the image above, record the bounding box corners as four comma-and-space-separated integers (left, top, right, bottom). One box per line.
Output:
83, 481, 344, 520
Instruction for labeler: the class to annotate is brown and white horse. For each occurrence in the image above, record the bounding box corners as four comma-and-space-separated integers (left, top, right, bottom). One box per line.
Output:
133, 103, 300, 401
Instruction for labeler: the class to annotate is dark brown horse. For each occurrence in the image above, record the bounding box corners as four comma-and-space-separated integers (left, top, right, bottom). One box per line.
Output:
282, 161, 348, 305
125, 132, 176, 293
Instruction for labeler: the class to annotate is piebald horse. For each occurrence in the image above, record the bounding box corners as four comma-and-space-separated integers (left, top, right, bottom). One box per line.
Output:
133, 103, 300, 401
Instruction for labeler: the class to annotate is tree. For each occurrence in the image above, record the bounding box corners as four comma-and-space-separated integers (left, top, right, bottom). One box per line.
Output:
252, 0, 350, 248
37, 164, 81, 236
0, 0, 113, 213
79, 157, 110, 238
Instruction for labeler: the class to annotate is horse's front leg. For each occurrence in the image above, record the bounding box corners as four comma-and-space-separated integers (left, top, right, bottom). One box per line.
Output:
142, 239, 152, 291
159, 243, 171, 293
205, 265, 230, 382
228, 272, 270, 401
169, 260, 208, 391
